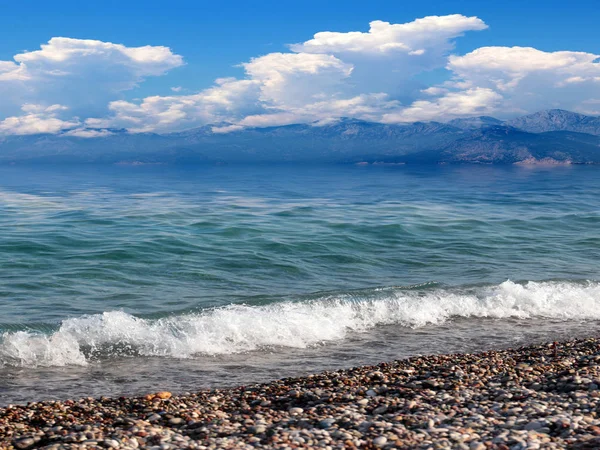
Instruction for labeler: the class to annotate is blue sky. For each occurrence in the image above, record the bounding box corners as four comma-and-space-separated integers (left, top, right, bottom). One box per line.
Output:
0, 0, 599, 136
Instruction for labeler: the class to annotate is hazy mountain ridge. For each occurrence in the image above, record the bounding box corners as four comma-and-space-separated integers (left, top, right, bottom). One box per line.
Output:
506, 109, 600, 135
448, 116, 504, 130
0, 109, 599, 164
401, 127, 600, 165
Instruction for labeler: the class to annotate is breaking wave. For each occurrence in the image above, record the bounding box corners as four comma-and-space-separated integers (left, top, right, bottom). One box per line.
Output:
2, 280, 600, 368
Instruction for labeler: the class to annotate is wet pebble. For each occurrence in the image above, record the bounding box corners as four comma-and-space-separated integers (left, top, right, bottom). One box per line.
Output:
3, 338, 600, 449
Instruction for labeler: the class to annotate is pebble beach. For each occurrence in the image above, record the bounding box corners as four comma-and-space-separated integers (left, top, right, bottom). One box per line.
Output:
3, 338, 600, 449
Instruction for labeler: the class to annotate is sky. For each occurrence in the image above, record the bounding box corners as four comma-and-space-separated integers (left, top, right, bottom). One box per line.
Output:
0, 0, 599, 136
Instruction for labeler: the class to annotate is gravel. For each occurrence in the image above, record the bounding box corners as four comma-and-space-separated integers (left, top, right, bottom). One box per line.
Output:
3, 337, 600, 449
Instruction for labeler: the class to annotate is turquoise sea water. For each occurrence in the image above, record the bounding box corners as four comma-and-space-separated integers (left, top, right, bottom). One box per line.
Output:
1, 164, 600, 404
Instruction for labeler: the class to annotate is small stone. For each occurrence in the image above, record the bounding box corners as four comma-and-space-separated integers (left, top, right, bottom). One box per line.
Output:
103, 439, 120, 449
366, 390, 377, 397
319, 418, 336, 429
373, 436, 387, 447
524, 420, 544, 430
373, 405, 388, 415
289, 407, 304, 415
14, 438, 35, 450
169, 417, 184, 425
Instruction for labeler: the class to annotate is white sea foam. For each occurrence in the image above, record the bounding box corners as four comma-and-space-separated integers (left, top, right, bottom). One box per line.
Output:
2, 280, 600, 368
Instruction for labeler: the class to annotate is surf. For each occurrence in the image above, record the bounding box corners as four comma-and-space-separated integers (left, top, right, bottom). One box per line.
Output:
2, 279, 599, 368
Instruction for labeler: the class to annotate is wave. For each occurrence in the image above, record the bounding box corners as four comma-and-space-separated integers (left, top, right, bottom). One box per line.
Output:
2, 280, 600, 368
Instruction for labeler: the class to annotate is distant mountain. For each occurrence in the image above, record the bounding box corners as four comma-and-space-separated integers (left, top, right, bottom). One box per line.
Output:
0, 119, 466, 164
0, 110, 599, 165
401, 126, 600, 165
448, 116, 505, 130
506, 109, 600, 135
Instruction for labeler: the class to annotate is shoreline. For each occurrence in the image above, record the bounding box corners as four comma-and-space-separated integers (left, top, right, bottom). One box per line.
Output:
2, 338, 600, 449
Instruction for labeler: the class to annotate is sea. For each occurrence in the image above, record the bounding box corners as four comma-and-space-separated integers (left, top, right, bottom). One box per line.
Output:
1, 163, 599, 405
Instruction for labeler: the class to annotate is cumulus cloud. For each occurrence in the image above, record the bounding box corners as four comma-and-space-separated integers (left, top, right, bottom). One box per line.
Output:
437, 46, 600, 116
13, 37, 182, 76
290, 15, 488, 98
236, 93, 400, 127
92, 78, 262, 133
99, 14, 487, 132
291, 15, 487, 55
373, 46, 600, 123
0, 37, 183, 121
0, 61, 27, 81
62, 128, 113, 138
1, 16, 599, 136
0, 104, 79, 135
242, 52, 354, 107
382, 88, 502, 123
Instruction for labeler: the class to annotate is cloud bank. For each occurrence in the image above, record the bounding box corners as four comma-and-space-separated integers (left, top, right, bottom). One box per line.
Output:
0, 16, 599, 136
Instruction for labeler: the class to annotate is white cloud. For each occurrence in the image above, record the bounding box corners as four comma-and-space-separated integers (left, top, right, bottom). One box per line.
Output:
290, 15, 488, 97
383, 88, 502, 123
0, 104, 79, 135
97, 78, 262, 132
62, 128, 113, 138
211, 124, 244, 134
0, 61, 27, 81
449, 46, 598, 77
1, 16, 599, 137
440, 46, 600, 115
421, 87, 449, 96
13, 37, 182, 76
0, 37, 183, 121
291, 15, 487, 56
235, 93, 400, 127
98, 14, 487, 132
242, 52, 353, 107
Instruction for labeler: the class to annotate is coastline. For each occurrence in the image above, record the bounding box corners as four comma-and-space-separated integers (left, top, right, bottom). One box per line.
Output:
2, 338, 600, 449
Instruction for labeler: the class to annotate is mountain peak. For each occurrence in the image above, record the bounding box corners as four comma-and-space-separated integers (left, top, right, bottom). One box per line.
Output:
506, 109, 600, 134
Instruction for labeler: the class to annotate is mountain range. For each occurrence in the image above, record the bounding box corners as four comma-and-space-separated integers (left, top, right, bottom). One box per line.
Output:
1, 109, 600, 165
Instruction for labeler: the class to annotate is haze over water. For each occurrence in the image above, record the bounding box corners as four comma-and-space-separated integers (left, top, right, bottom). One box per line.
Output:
1, 164, 599, 404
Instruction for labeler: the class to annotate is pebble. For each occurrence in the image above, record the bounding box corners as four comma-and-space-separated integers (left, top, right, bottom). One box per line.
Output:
319, 418, 336, 429
373, 436, 387, 447
13, 438, 35, 449
251, 425, 266, 434
524, 420, 545, 430
4, 338, 600, 449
